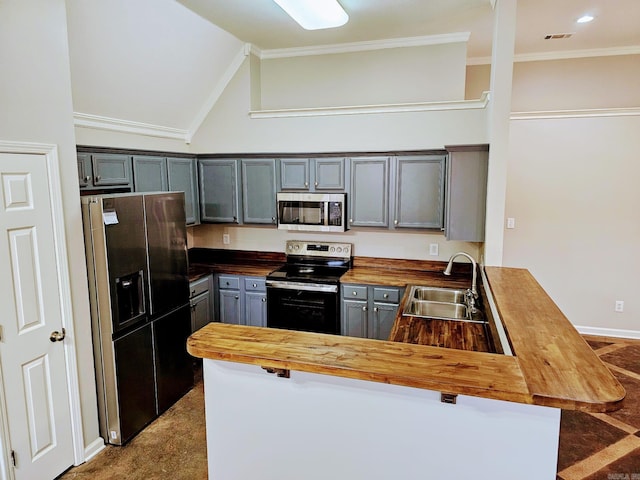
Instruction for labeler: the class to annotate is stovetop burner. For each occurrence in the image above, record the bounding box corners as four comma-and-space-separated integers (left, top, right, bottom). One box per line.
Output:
267, 240, 353, 285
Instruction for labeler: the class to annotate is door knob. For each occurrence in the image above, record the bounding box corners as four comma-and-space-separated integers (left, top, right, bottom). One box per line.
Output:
50, 328, 66, 342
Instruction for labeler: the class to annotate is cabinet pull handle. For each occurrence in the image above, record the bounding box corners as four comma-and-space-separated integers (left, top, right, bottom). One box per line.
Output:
349, 218, 353, 223
383, 293, 389, 299
314, 181, 318, 187
304, 182, 309, 187
234, 295, 239, 300
261, 298, 266, 302
85, 176, 91, 182
95, 175, 101, 182
352, 291, 358, 296
191, 290, 196, 296
394, 220, 398, 225
362, 306, 367, 312
253, 283, 257, 287
373, 307, 379, 313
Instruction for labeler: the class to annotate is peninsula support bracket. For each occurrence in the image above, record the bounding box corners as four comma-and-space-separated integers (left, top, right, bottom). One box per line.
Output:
262, 366, 290, 378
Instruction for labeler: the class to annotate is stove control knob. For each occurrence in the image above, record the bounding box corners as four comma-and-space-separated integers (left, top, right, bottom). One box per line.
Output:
336, 247, 342, 253
344, 246, 350, 255
294, 244, 300, 251
330, 247, 335, 253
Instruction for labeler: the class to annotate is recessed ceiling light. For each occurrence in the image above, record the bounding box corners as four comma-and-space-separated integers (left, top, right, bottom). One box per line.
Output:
577, 14, 594, 23
273, 0, 349, 30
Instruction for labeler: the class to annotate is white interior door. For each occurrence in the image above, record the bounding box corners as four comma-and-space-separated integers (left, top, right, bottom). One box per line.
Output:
0, 152, 74, 480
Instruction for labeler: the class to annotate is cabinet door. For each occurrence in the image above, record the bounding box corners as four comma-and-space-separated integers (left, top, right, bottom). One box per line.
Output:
445, 147, 488, 242
218, 289, 241, 325
349, 157, 390, 228
91, 153, 133, 187
241, 159, 277, 224
394, 155, 445, 229
191, 292, 211, 333
314, 158, 345, 190
341, 299, 368, 337
280, 159, 310, 190
132, 155, 167, 192
199, 159, 240, 223
245, 291, 267, 327
168, 157, 200, 225
77, 153, 92, 188
370, 302, 399, 341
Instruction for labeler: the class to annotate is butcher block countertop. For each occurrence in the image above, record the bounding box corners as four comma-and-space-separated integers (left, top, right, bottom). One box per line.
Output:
187, 251, 625, 413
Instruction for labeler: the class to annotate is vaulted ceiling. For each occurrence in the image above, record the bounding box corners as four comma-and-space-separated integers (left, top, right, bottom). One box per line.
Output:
65, 0, 640, 135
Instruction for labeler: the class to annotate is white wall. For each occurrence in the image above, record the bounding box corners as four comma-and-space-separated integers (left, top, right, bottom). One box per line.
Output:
467, 55, 640, 335
504, 115, 640, 334
0, 0, 100, 455
260, 42, 467, 109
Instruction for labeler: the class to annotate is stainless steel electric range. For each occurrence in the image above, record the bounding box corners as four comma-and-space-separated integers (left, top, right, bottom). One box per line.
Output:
266, 240, 352, 335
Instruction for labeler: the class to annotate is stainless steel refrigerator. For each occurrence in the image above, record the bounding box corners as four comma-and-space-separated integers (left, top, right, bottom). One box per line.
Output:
82, 192, 193, 445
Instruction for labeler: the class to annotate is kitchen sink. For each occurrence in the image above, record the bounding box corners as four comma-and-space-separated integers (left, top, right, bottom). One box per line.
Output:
411, 286, 467, 304
405, 300, 469, 320
402, 285, 485, 323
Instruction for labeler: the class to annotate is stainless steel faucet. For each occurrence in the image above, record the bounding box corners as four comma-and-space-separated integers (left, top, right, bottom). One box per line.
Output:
443, 252, 478, 299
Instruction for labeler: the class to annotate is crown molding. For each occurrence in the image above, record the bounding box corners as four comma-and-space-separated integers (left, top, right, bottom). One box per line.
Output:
250, 91, 489, 119
74, 113, 190, 142
260, 32, 471, 60
468, 45, 640, 65
510, 106, 640, 120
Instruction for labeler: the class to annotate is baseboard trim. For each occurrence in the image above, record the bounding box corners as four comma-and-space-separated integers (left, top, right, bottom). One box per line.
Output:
81, 437, 106, 465
576, 325, 640, 340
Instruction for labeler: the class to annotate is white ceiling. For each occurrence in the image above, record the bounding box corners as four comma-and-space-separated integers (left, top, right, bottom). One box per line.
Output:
178, 0, 640, 59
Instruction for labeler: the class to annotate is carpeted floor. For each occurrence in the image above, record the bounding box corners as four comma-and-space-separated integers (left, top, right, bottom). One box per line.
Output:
58, 337, 640, 480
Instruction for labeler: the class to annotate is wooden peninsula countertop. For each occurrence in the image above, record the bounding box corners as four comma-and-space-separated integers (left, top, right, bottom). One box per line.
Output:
187, 256, 625, 413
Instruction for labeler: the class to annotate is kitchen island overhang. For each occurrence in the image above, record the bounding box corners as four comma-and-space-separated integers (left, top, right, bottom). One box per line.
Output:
187, 266, 625, 479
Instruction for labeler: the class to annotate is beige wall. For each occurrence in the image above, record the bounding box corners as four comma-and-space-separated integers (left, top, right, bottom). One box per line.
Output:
261, 42, 467, 109
0, 0, 100, 453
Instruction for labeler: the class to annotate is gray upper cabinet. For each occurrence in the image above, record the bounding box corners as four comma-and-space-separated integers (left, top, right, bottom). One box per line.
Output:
279, 158, 346, 191
77, 153, 92, 188
132, 156, 168, 192
348, 157, 390, 228
78, 152, 133, 190
92, 153, 133, 187
241, 159, 277, 225
167, 157, 200, 226
280, 159, 309, 190
393, 155, 446, 229
445, 145, 489, 242
199, 159, 241, 224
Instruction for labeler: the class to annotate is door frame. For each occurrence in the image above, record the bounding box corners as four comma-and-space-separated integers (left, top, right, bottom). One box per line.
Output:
0, 141, 85, 478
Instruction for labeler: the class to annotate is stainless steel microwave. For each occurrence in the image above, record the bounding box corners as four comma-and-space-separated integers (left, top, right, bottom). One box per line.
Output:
276, 192, 347, 232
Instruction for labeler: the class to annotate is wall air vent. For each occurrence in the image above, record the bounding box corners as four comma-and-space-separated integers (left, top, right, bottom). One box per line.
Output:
544, 33, 574, 40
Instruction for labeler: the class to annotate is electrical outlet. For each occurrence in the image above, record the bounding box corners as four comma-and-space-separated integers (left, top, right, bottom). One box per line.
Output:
429, 243, 439, 256
223, 233, 230, 245
615, 300, 624, 313
506, 217, 516, 229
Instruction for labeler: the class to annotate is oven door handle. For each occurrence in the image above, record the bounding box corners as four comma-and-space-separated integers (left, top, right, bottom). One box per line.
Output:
266, 281, 338, 293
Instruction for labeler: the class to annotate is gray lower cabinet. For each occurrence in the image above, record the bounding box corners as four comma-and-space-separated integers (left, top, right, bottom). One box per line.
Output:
77, 152, 133, 190
131, 155, 200, 226
216, 274, 266, 327
393, 155, 446, 229
348, 157, 391, 228
341, 284, 404, 340
241, 159, 277, 225
199, 159, 241, 224
279, 158, 346, 191
445, 145, 489, 242
189, 275, 212, 333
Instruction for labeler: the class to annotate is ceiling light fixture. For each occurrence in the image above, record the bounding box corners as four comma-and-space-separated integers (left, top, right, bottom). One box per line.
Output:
273, 0, 349, 30
576, 14, 594, 23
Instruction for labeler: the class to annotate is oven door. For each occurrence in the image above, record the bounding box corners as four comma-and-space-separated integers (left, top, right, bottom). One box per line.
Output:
266, 281, 340, 335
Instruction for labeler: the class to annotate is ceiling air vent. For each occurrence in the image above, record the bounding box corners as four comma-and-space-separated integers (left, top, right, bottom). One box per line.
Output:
544, 33, 574, 40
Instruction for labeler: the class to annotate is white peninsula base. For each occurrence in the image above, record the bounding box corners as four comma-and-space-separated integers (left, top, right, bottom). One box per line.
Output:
203, 359, 560, 480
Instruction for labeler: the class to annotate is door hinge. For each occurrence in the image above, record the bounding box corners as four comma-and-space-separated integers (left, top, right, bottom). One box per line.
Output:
10, 450, 16, 467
